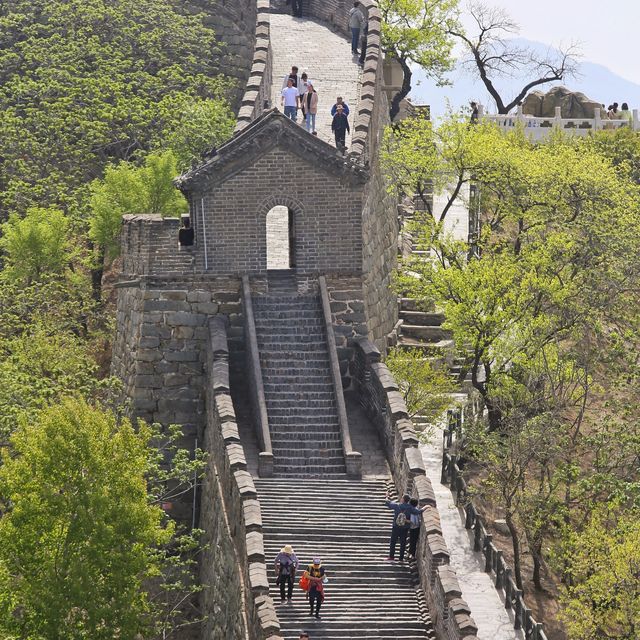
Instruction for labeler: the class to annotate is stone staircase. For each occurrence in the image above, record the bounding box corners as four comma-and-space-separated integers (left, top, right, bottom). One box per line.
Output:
255, 477, 435, 640
252, 278, 347, 478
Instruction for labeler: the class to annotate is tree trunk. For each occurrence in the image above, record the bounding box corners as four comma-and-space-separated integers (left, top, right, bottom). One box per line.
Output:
389, 57, 412, 121
532, 545, 543, 591
90, 241, 105, 302
506, 512, 524, 591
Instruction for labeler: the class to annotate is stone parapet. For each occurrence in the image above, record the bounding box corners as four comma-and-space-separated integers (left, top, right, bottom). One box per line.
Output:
200, 316, 283, 640
351, 338, 479, 640
235, 0, 273, 131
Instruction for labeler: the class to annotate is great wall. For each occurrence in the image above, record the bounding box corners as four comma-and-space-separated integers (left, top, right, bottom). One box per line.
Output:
112, 2, 484, 638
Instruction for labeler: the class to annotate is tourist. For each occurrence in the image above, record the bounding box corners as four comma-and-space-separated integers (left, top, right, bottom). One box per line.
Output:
407, 497, 422, 559
331, 104, 350, 152
331, 96, 350, 117
385, 493, 426, 562
304, 82, 319, 134
358, 24, 368, 66
291, 0, 303, 17
299, 72, 310, 119
281, 78, 300, 121
282, 65, 301, 90
348, 1, 365, 56
619, 102, 633, 126
303, 557, 326, 619
178, 216, 194, 247
469, 101, 479, 125
274, 544, 299, 603
608, 102, 619, 119
299, 632, 310, 639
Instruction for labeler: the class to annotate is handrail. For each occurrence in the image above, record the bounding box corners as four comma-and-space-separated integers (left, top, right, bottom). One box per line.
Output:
318, 275, 362, 478
482, 106, 640, 139
241, 275, 273, 477
442, 408, 549, 640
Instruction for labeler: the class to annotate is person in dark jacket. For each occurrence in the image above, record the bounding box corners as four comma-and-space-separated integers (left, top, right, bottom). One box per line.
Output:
408, 497, 422, 559
385, 493, 426, 562
331, 104, 350, 152
178, 217, 194, 247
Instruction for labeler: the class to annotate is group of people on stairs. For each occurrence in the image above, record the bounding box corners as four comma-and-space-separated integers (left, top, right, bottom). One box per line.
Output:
274, 546, 326, 620
272, 491, 428, 630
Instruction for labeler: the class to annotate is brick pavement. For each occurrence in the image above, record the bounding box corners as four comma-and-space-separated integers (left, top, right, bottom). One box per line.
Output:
270, 13, 361, 148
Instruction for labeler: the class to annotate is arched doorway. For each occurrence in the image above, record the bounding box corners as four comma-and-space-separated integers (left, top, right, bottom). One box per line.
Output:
266, 205, 295, 270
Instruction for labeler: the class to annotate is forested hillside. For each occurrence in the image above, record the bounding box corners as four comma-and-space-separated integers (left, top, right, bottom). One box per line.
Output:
0, 1, 234, 636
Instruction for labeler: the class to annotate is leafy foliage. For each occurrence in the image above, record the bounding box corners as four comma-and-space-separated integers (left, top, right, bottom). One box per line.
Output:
0, 398, 205, 639
387, 117, 640, 609
558, 504, 640, 639
0, 207, 77, 282
0, 0, 233, 217
385, 347, 453, 429
89, 151, 189, 259
379, 0, 460, 118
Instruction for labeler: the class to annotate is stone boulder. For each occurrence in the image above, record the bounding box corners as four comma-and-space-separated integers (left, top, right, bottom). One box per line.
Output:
522, 86, 603, 119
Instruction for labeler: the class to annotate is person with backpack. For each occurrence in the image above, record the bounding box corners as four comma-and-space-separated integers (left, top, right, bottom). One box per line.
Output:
274, 544, 299, 603
385, 493, 426, 562
407, 497, 423, 559
303, 557, 326, 619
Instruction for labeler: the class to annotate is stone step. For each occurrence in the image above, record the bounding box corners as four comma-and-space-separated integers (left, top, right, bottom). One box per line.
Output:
397, 338, 455, 354
257, 343, 331, 353
263, 383, 335, 393
266, 398, 336, 408
271, 435, 343, 446
262, 365, 331, 384
400, 324, 452, 342
399, 310, 445, 326
398, 297, 435, 313
271, 466, 347, 476
258, 333, 326, 342
255, 476, 431, 639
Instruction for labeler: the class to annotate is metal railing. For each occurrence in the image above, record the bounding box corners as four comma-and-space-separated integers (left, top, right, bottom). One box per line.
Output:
441, 408, 549, 640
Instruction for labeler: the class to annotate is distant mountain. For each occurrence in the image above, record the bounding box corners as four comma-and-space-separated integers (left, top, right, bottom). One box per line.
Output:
410, 38, 640, 119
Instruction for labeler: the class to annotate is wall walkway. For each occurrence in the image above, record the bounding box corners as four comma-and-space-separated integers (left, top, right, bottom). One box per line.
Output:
420, 422, 524, 640
269, 13, 361, 146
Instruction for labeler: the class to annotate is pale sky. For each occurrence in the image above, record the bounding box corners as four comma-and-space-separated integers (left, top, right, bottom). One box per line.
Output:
467, 0, 640, 84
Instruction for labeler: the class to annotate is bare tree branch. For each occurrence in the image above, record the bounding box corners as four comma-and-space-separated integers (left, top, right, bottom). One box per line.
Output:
450, 1, 582, 113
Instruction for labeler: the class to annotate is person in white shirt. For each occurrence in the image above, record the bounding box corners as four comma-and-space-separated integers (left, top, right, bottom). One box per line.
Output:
281, 79, 300, 121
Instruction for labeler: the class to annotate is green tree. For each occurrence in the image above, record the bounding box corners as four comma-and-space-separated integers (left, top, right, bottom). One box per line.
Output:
89, 150, 188, 260
379, 0, 460, 119
0, 0, 232, 217
0, 398, 205, 639
558, 504, 640, 639
0, 207, 75, 282
388, 118, 640, 602
385, 347, 453, 429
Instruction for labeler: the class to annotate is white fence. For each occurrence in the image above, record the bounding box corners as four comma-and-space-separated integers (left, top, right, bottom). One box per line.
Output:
481, 106, 640, 141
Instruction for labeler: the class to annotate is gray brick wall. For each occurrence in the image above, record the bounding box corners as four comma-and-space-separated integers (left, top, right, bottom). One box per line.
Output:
191, 147, 365, 275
